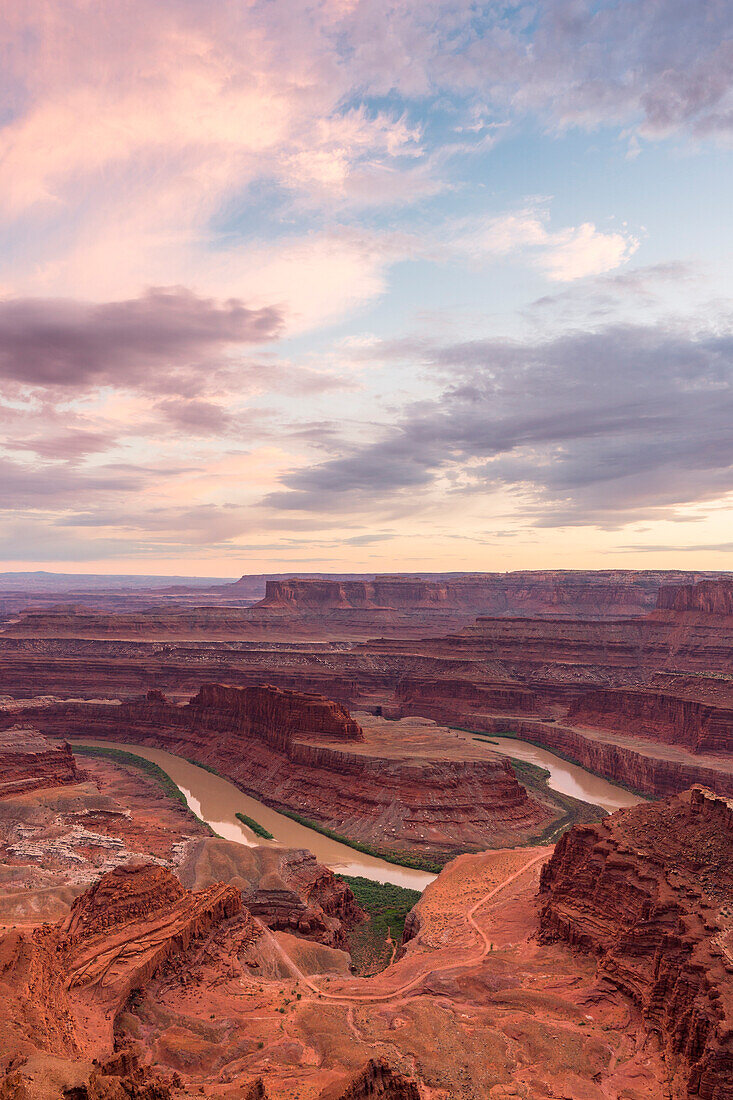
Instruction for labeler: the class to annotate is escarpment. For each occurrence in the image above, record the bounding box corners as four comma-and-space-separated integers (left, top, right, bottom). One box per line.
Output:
568, 688, 733, 754
0, 725, 81, 798
5, 569, 719, 641
539, 788, 733, 1098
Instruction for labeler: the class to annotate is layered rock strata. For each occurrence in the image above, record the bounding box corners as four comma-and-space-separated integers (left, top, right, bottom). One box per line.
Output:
0, 685, 553, 855
0, 726, 80, 798
539, 787, 733, 1099
5, 569, 721, 640
0, 862, 245, 1094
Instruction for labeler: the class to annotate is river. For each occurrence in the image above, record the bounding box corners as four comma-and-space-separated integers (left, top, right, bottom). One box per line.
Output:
71, 739, 436, 890
469, 733, 642, 813
71, 733, 640, 891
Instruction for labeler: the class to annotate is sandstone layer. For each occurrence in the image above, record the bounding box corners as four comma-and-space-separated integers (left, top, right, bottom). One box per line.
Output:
0, 726, 81, 799
1, 685, 555, 857
540, 787, 733, 1099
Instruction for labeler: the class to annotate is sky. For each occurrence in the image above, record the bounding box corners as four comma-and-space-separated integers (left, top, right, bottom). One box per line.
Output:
1, 0, 733, 577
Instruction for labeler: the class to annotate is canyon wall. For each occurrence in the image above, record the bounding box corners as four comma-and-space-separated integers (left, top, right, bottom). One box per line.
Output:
183, 682, 364, 747
0, 726, 81, 798
539, 788, 733, 1099
467, 716, 733, 798
5, 569, 723, 640
257, 570, 716, 620
568, 689, 733, 754
0, 686, 554, 856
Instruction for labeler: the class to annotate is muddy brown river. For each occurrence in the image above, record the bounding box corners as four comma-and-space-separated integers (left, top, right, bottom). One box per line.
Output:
471, 734, 642, 813
71, 734, 640, 890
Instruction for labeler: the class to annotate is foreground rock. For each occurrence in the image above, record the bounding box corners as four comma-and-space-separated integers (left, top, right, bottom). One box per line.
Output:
0, 862, 246, 1096
540, 786, 733, 1098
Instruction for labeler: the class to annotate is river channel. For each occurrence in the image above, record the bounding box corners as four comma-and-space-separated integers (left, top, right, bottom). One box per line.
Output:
71, 734, 640, 891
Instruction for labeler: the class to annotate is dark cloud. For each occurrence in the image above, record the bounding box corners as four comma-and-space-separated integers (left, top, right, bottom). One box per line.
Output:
6, 429, 112, 461
266, 321, 733, 528
0, 287, 283, 394
0, 456, 148, 509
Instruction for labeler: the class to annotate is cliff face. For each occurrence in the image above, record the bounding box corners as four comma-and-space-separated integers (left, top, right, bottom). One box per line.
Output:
257, 570, 712, 621
185, 682, 365, 747
0, 726, 80, 798
569, 689, 733, 754
657, 576, 733, 617
539, 788, 733, 1099
0, 863, 245, 1095
11, 570, 715, 644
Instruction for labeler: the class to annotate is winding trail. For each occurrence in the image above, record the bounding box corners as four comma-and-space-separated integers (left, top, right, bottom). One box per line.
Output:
257, 851, 547, 1004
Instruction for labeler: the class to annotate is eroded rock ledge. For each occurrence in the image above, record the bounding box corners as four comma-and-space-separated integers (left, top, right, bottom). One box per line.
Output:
539, 787, 733, 1099
0, 725, 80, 799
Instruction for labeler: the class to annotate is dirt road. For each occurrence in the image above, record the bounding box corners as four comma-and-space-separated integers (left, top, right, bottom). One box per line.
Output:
257, 851, 547, 1005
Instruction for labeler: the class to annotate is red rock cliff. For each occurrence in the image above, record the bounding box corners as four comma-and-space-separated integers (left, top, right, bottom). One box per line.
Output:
539, 788, 733, 1099
656, 576, 733, 617
0, 725, 80, 798
258, 570, 716, 620
186, 682, 364, 747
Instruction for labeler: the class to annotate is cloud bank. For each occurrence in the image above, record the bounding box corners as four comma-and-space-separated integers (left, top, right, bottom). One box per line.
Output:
268, 322, 733, 528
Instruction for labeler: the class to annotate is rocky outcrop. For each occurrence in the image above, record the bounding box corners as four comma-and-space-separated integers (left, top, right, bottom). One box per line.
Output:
185, 682, 364, 746
317, 1058, 422, 1099
0, 726, 81, 798
56, 864, 242, 1038
229, 847, 364, 949
539, 788, 733, 1098
0, 864, 243, 1059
